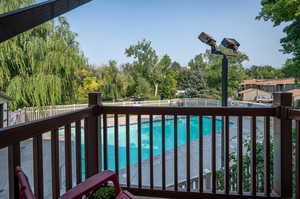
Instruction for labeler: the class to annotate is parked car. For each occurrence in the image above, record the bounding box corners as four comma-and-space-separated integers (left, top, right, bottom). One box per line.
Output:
256, 96, 273, 103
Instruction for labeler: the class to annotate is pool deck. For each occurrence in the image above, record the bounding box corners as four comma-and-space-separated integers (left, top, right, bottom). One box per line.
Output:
118, 132, 223, 189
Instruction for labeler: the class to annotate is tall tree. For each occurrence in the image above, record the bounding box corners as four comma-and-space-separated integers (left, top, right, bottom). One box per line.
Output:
134, 77, 153, 99
76, 67, 102, 103
183, 49, 249, 98
257, 0, 300, 78
177, 67, 208, 98
188, 54, 206, 71
125, 40, 175, 98
0, 0, 88, 110
125, 39, 158, 80
96, 60, 128, 101
150, 55, 173, 97
203, 48, 249, 98
170, 61, 182, 71
159, 71, 177, 99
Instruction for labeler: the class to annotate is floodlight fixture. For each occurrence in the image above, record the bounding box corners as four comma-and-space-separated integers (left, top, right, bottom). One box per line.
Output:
198, 32, 216, 47
221, 38, 240, 53
198, 33, 240, 56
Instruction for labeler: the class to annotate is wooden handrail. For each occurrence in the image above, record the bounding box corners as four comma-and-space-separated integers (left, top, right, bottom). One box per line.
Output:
102, 105, 277, 116
288, 109, 300, 120
0, 106, 96, 149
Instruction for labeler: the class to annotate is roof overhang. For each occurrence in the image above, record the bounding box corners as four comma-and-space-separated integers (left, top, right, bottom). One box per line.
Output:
0, 93, 14, 103
238, 88, 271, 94
0, 0, 92, 43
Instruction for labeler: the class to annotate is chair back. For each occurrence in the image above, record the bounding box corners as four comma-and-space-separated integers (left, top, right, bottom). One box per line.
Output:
15, 167, 36, 199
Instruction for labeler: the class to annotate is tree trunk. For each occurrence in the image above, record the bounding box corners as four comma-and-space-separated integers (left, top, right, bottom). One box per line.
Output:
154, 84, 159, 96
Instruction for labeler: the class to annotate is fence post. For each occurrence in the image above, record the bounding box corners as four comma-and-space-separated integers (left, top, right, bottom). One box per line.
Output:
272, 92, 292, 198
86, 92, 101, 178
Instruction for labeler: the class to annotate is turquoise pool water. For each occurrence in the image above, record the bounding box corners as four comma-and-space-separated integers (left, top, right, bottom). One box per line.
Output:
101, 116, 223, 171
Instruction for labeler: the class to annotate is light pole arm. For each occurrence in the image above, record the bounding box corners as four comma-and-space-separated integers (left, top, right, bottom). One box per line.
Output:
211, 46, 237, 57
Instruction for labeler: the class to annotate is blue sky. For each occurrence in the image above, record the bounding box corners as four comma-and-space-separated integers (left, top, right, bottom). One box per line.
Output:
62, 0, 290, 68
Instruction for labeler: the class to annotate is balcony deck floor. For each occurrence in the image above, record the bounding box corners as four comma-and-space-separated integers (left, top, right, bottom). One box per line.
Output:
138, 197, 170, 199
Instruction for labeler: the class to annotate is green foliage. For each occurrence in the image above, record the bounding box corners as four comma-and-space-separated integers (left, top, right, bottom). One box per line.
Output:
125, 39, 158, 79
0, 0, 88, 110
282, 58, 300, 78
246, 65, 283, 79
257, 0, 300, 26
96, 60, 128, 101
0, 0, 35, 13
203, 48, 249, 98
217, 134, 273, 192
0, 1, 263, 108
134, 77, 153, 98
88, 186, 115, 199
188, 54, 205, 71
177, 67, 207, 98
177, 49, 248, 99
6, 74, 63, 109
217, 129, 297, 198
258, 0, 300, 79
76, 68, 102, 103
159, 71, 177, 99
124, 40, 176, 99
170, 61, 182, 71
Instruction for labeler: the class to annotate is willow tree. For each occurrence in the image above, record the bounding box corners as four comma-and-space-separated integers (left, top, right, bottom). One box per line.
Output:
0, 0, 88, 110
96, 60, 129, 102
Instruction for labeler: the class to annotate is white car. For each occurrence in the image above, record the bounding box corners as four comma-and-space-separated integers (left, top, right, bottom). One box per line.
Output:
256, 96, 273, 103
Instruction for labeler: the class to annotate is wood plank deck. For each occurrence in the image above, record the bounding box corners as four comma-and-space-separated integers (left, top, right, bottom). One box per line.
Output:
138, 197, 170, 199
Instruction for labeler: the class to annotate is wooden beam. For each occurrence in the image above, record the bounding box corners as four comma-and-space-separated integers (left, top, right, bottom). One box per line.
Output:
0, 0, 92, 43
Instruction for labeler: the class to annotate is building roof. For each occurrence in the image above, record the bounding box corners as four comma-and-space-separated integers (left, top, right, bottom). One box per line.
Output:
238, 88, 270, 94
241, 78, 296, 86
288, 89, 300, 97
0, 93, 13, 102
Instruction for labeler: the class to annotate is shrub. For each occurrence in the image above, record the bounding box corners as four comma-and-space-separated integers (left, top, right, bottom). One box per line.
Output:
88, 186, 115, 199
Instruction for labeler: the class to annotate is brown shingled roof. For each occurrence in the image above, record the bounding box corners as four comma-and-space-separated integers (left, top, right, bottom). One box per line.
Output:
288, 89, 300, 97
238, 88, 270, 94
241, 78, 296, 86
239, 88, 257, 94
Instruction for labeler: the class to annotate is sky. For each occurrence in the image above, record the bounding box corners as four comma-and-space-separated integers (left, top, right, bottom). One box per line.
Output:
59, 0, 291, 68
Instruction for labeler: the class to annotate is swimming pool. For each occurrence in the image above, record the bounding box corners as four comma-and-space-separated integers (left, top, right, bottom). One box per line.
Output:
99, 116, 223, 171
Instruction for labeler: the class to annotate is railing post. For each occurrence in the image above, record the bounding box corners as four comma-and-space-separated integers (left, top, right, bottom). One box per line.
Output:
272, 92, 292, 198
8, 144, 21, 199
0, 104, 3, 128
86, 92, 101, 178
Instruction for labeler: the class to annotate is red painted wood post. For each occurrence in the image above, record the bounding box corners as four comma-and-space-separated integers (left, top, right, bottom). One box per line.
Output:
272, 92, 292, 198
86, 92, 101, 178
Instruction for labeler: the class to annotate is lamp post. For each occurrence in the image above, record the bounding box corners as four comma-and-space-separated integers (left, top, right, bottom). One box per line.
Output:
198, 33, 240, 106
198, 32, 240, 166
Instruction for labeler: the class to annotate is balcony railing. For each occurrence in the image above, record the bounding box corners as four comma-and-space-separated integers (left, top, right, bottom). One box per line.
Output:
0, 92, 299, 199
